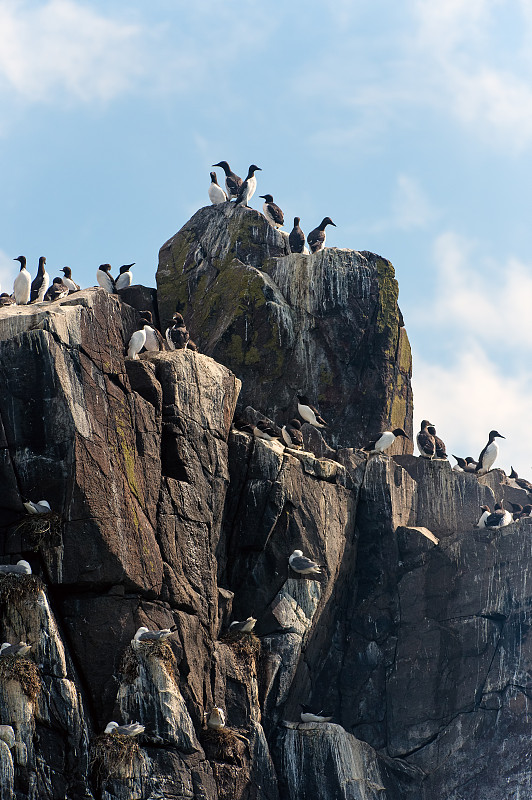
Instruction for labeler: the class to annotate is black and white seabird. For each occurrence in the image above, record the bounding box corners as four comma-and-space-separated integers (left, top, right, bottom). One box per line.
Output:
0, 294, 15, 307
232, 415, 255, 435
307, 217, 336, 253
452, 455, 467, 472
297, 394, 327, 428
208, 172, 228, 204
464, 457, 478, 473
212, 161, 243, 200
236, 164, 261, 207
289, 549, 322, 575
259, 194, 284, 229
104, 721, 145, 737
475, 505, 491, 528
475, 430, 505, 475
44, 278, 69, 302
97, 264, 116, 293
253, 419, 281, 441
509, 467, 532, 494
364, 428, 409, 455
510, 503, 523, 521
0, 560, 32, 575
23, 499, 51, 515
427, 425, 447, 459
13, 256, 31, 304
143, 324, 165, 352
206, 707, 225, 730
289, 217, 306, 254
166, 312, 190, 350
281, 419, 304, 449
60, 267, 80, 292
115, 264, 135, 291
416, 420, 436, 458
484, 501, 512, 529
132, 625, 177, 645
520, 504, 532, 518
229, 617, 256, 633
300, 705, 333, 723
0, 642, 32, 658
30, 256, 49, 303
127, 321, 147, 359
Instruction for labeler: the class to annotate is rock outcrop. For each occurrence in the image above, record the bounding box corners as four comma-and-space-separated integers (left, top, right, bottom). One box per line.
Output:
0, 208, 530, 799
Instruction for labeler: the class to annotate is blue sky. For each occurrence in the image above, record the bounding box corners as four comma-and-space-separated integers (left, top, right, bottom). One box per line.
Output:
1, 0, 532, 477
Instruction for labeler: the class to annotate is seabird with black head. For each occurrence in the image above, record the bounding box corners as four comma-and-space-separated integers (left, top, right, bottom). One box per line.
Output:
236, 165, 261, 207
307, 217, 336, 253
259, 194, 284, 228
212, 161, 242, 200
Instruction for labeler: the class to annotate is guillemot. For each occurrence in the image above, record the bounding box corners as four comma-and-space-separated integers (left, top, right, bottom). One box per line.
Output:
259, 194, 284, 228
236, 164, 261, 207
427, 425, 447, 459
281, 419, 304, 449
166, 312, 190, 350
307, 217, 336, 253
452, 455, 467, 472
30, 256, 49, 303
416, 420, 436, 458
509, 467, 532, 494
212, 161, 242, 200
60, 267, 80, 292
13, 256, 31, 304
475, 430, 504, 474
484, 501, 512, 529
115, 263, 135, 291
97, 264, 116, 293
253, 419, 281, 441
208, 172, 227, 204
289, 217, 306, 253
44, 278, 69, 302
475, 505, 491, 528
364, 428, 409, 455
0, 294, 15, 307
289, 549, 322, 575
297, 394, 327, 428
127, 321, 147, 359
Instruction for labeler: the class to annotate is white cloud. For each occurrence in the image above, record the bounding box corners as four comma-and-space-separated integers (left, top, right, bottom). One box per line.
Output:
0, 249, 16, 294
366, 173, 437, 233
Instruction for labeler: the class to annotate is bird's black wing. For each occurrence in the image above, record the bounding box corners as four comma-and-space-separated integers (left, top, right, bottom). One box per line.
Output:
289, 229, 305, 253
475, 442, 489, 471
417, 431, 435, 456
307, 229, 324, 252
267, 203, 284, 225
226, 173, 242, 196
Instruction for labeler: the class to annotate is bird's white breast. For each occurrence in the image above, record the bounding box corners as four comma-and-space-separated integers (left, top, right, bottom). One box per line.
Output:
374, 431, 394, 452
143, 326, 159, 351
209, 183, 227, 204
481, 441, 498, 470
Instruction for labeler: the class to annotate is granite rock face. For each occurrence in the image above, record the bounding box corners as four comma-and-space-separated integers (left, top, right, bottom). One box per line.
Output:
157, 204, 413, 451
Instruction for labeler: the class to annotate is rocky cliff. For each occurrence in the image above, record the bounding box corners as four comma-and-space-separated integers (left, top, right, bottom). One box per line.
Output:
0, 205, 530, 800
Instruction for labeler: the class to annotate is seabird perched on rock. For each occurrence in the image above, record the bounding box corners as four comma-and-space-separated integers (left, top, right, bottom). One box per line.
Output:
259, 194, 284, 229
143, 324, 165, 352
416, 420, 436, 459
44, 278, 69, 302
236, 164, 261, 207
253, 419, 281, 441
475, 505, 491, 528
427, 425, 447, 459
464, 457, 478, 473
485, 501, 512, 529
364, 428, 409, 455
115, 264, 135, 291
23, 500, 51, 514
300, 704, 333, 723
510, 503, 523, 521
0, 560, 32, 575
307, 217, 336, 253
509, 467, 532, 494
206, 707, 225, 730
289, 550, 322, 575
13, 256, 31, 304
520, 504, 532, 518
232, 415, 255, 435
0, 293, 15, 307
97, 264, 116, 293
452, 455, 466, 472
212, 161, 242, 200
60, 267, 80, 292
30, 257, 49, 303
0, 642, 32, 658
127, 321, 147, 359
104, 721, 145, 737
229, 617, 256, 633
132, 625, 177, 645
208, 172, 228, 204
289, 217, 306, 254
281, 419, 304, 449
166, 312, 190, 350
297, 394, 327, 428
475, 430, 505, 475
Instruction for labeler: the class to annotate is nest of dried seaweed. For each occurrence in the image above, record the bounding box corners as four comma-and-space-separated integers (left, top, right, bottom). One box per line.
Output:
201, 727, 246, 765
0, 655, 41, 700
15, 512, 62, 549
91, 732, 140, 780
0, 574, 42, 608
221, 631, 261, 662
119, 639, 176, 684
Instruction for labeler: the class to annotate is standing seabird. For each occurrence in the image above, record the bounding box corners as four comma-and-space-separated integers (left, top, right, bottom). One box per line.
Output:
259, 194, 284, 229
484, 501, 512, 529
427, 425, 447, 459
253, 419, 281, 441
115, 264, 135, 291
104, 722, 145, 737
300, 705, 333, 723
510, 503, 523, 521
475, 430, 505, 475
212, 161, 243, 200
143, 322, 165, 352
452, 455, 467, 473
0, 642, 32, 658
127, 321, 147, 359
289, 550, 322, 575
364, 428, 409, 455
289, 217, 306, 254
509, 467, 532, 494
307, 217, 336, 253
229, 617, 257, 633
475, 505, 491, 528
166, 312, 190, 350
60, 267, 80, 292
97, 264, 116, 293
416, 420, 436, 459
208, 172, 228, 204
44, 278, 69, 302
0, 560, 32, 575
13, 256, 31, 304
236, 164, 261, 207
281, 419, 304, 449
206, 707, 225, 730
30, 257, 49, 303
297, 394, 327, 428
